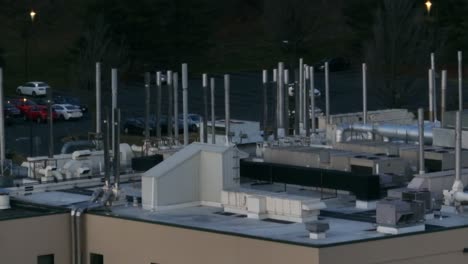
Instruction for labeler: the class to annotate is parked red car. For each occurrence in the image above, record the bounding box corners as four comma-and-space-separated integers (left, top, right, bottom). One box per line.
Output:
23, 105, 58, 123
9, 98, 37, 115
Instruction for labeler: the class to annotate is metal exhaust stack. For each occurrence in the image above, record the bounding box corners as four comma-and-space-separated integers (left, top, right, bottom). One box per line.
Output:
224, 74, 231, 145
362, 63, 367, 124
325, 62, 330, 124
428, 69, 434, 122
418, 108, 425, 175
47, 86, 53, 158
182, 63, 189, 146
458, 51, 463, 112
210, 77, 216, 144
273, 68, 278, 139
441, 70, 447, 127
262, 70, 268, 141
310, 66, 316, 134
202, 73, 208, 143
455, 110, 462, 186
96, 62, 101, 135
303, 64, 309, 135
113, 108, 121, 188
284, 69, 290, 135
111, 68, 117, 152
277, 62, 285, 138
144, 72, 151, 140
0, 68, 4, 173
431, 53, 437, 121
299, 58, 304, 132
103, 109, 111, 187
167, 70, 173, 140
304, 65, 310, 137
173, 72, 179, 144
156, 71, 162, 139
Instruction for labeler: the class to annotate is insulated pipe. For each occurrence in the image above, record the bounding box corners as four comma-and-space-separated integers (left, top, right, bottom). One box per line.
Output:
167, 70, 173, 139
428, 69, 434, 122
284, 69, 289, 135
458, 51, 463, 112
362, 63, 367, 124
182, 64, 189, 146
304, 66, 310, 136
0, 68, 5, 168
144, 72, 151, 140
441, 70, 447, 127
262, 70, 268, 141
310, 66, 316, 134
111, 68, 117, 152
202, 73, 208, 143
70, 210, 76, 264
277, 62, 285, 137
303, 64, 309, 135
224, 74, 231, 145
299, 58, 304, 130
173, 72, 179, 144
325, 62, 330, 124
96, 62, 101, 135
273, 68, 278, 139
156, 71, 162, 139
294, 69, 300, 135
114, 108, 120, 188
418, 108, 425, 175
336, 122, 435, 143
431, 53, 437, 121
210, 77, 216, 144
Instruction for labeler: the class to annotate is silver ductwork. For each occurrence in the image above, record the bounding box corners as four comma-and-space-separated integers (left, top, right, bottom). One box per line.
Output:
336, 122, 435, 144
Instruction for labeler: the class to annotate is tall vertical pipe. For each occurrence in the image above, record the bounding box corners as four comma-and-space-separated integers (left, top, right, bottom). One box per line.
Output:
284, 69, 290, 135
310, 66, 316, 134
173, 72, 179, 144
273, 68, 278, 139
325, 62, 330, 124
299, 58, 304, 130
441, 70, 447, 127
224, 74, 231, 145
0, 68, 4, 170
111, 68, 117, 152
48, 87, 53, 158
103, 109, 110, 187
70, 210, 76, 264
144, 72, 151, 140
455, 110, 462, 183
182, 63, 189, 146
304, 65, 310, 136
202, 73, 208, 143
210, 77, 216, 144
95, 62, 101, 135
418, 108, 425, 175
262, 70, 268, 141
431, 53, 437, 121
156, 71, 162, 139
114, 108, 120, 188
458, 51, 463, 112
428, 69, 434, 122
362, 63, 367, 124
167, 70, 173, 139
277, 62, 285, 137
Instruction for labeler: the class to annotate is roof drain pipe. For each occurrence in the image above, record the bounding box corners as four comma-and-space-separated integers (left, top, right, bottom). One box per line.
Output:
418, 108, 425, 175
70, 209, 76, 264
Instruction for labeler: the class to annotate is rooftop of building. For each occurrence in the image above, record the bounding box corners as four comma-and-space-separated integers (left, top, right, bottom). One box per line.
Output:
0, 200, 67, 222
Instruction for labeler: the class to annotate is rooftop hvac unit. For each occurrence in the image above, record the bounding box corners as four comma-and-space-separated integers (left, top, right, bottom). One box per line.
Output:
72, 150, 92, 160
0, 192, 10, 210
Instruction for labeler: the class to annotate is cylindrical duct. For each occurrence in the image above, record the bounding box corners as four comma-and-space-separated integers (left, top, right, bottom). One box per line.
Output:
418, 108, 425, 175
224, 74, 230, 145
182, 64, 189, 146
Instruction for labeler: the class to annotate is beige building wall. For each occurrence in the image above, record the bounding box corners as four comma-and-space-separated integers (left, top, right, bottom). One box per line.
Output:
0, 213, 71, 264
319, 228, 468, 264
83, 214, 319, 264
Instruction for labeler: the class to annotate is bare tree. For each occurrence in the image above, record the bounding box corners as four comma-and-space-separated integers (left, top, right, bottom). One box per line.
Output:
72, 16, 129, 90
365, 0, 441, 107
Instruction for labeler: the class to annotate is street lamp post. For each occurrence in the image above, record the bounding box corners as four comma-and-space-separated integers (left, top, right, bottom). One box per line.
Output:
25, 10, 36, 81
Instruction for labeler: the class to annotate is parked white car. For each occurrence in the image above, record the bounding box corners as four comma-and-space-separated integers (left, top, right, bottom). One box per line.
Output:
52, 104, 83, 120
16, 81, 50, 96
